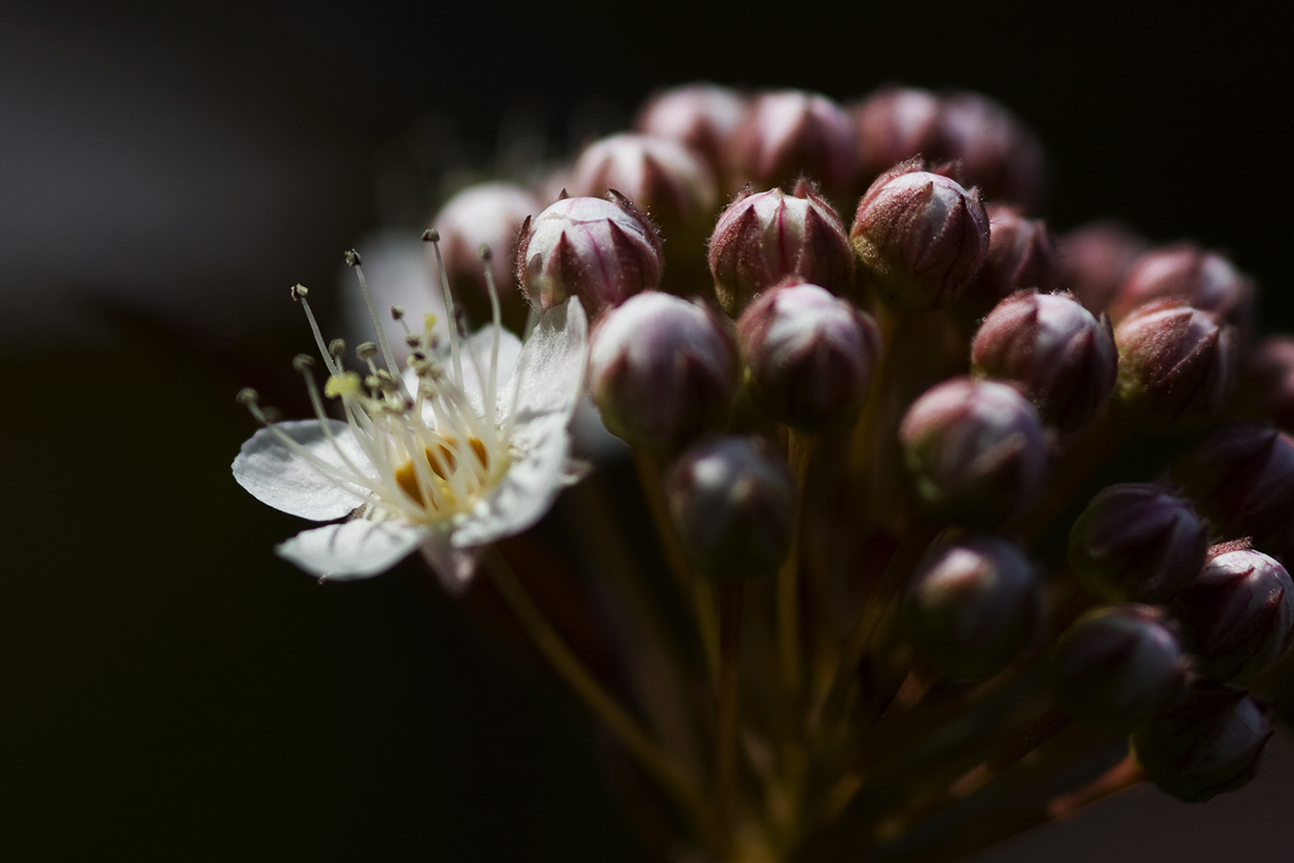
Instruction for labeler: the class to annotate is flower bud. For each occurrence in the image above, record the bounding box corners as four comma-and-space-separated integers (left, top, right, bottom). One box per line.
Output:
1068, 484, 1207, 604
589, 291, 738, 453
569, 133, 719, 250
957, 205, 1061, 323
736, 282, 881, 431
850, 85, 945, 186
1173, 422, 1294, 543
430, 182, 539, 318
1132, 683, 1274, 802
899, 378, 1049, 529
936, 91, 1046, 211
850, 159, 991, 311
971, 291, 1117, 432
665, 435, 797, 580
1113, 300, 1237, 429
1237, 335, 1294, 431
730, 90, 858, 197
1171, 548, 1294, 683
634, 83, 749, 176
1109, 244, 1255, 345
1049, 605, 1188, 736
903, 533, 1043, 680
1057, 220, 1149, 316
516, 193, 664, 315
708, 183, 853, 316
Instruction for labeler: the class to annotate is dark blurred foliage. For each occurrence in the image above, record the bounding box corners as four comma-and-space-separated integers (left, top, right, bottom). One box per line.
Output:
2, 0, 1293, 860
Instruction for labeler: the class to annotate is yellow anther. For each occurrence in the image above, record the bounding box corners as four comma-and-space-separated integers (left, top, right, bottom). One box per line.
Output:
324, 371, 362, 398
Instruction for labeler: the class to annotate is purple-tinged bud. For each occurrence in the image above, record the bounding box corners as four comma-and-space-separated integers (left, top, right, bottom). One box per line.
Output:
634, 83, 749, 177
736, 282, 881, 431
899, 378, 1050, 529
903, 533, 1043, 680
707, 182, 854, 316
1239, 336, 1294, 431
589, 291, 738, 453
850, 85, 945, 186
1057, 221, 1149, 316
1109, 244, 1255, 345
1050, 605, 1189, 736
516, 193, 664, 316
1132, 683, 1274, 802
665, 435, 797, 580
1068, 484, 1208, 604
936, 91, 1046, 212
1173, 422, 1294, 543
972, 291, 1117, 432
958, 205, 1061, 323
730, 90, 858, 198
1113, 300, 1238, 429
1172, 548, 1294, 683
569, 133, 719, 249
850, 159, 991, 311
430, 182, 539, 317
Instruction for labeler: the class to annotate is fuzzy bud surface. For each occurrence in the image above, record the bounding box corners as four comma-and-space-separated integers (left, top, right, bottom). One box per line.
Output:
589, 291, 737, 452
1109, 244, 1255, 344
1174, 421, 1294, 543
958, 205, 1060, 322
850, 159, 990, 311
899, 378, 1049, 528
634, 83, 748, 176
517, 193, 664, 315
737, 282, 881, 430
731, 89, 858, 197
850, 85, 945, 187
936, 91, 1046, 211
1058, 220, 1149, 315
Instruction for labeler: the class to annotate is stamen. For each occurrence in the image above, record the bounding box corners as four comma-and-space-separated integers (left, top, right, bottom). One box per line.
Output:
423, 229, 464, 388
479, 243, 503, 428
356, 342, 378, 362
345, 249, 404, 386
292, 285, 338, 376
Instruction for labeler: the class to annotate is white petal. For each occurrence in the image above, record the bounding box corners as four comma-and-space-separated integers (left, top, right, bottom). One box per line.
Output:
276, 519, 427, 580
451, 423, 575, 548
233, 420, 372, 520
418, 535, 485, 595
499, 298, 588, 426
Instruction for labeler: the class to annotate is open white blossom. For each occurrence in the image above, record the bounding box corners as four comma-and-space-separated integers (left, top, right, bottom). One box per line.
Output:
233, 248, 588, 592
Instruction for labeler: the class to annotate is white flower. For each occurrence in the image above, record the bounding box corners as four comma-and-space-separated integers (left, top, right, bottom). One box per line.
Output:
232, 251, 588, 592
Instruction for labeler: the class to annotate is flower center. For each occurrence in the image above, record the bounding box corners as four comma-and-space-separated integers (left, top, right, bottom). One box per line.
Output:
395, 438, 490, 507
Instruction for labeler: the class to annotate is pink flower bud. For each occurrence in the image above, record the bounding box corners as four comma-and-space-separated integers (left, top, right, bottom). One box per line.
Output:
430, 181, 539, 315
936, 91, 1046, 211
1133, 683, 1274, 802
958, 205, 1060, 322
1057, 220, 1148, 315
730, 90, 858, 198
737, 283, 881, 431
1173, 421, 1294, 543
903, 533, 1042, 680
971, 291, 1117, 432
516, 193, 664, 315
665, 435, 797, 580
1068, 483, 1207, 604
1171, 548, 1294, 683
1109, 244, 1255, 345
569, 133, 719, 248
899, 378, 1050, 528
1049, 605, 1188, 736
589, 291, 738, 452
1238, 335, 1294, 430
707, 182, 853, 316
634, 83, 749, 176
850, 85, 945, 187
850, 159, 991, 311
1113, 300, 1238, 429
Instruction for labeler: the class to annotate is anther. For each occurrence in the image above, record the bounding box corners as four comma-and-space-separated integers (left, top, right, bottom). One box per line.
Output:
292, 354, 315, 373
422, 228, 441, 243
478, 244, 493, 262
236, 387, 260, 405
290, 284, 309, 301
329, 338, 347, 359
390, 305, 405, 321
344, 249, 362, 267
356, 341, 379, 361
404, 333, 422, 348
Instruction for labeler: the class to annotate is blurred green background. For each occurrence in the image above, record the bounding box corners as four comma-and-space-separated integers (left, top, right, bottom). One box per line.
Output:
3, 1, 1293, 859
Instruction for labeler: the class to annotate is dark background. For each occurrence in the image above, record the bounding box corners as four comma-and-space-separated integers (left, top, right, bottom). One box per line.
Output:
2, 1, 1292, 859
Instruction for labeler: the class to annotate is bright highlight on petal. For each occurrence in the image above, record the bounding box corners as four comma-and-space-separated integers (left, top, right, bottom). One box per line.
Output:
233, 243, 588, 585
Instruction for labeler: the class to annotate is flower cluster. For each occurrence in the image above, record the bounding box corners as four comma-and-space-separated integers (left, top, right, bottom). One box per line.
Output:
233, 82, 1294, 862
